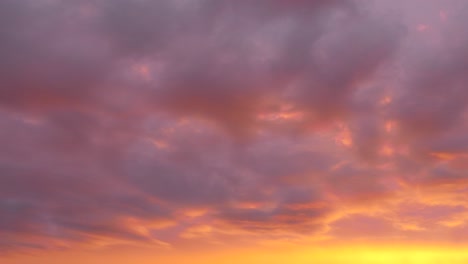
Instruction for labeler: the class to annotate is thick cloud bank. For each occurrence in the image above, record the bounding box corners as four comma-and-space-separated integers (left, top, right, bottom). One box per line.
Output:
1, 0, 468, 253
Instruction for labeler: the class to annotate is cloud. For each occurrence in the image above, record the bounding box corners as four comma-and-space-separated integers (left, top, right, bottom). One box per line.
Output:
2, 0, 468, 255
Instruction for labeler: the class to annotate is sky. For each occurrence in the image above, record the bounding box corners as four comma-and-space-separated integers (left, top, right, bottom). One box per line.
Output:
1, 0, 468, 263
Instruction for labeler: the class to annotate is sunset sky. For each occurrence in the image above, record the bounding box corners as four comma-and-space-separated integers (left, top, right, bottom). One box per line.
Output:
2, 0, 468, 263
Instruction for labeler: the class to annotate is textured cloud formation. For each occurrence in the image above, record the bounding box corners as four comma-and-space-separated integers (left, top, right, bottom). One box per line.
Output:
1, 0, 468, 255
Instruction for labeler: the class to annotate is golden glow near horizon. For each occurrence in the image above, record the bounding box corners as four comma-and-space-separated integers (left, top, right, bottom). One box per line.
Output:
5, 245, 468, 264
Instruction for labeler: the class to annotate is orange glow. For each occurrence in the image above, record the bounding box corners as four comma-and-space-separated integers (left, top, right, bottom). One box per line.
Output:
6, 244, 468, 264
438, 216, 467, 228
381, 145, 394, 156
180, 225, 214, 239
340, 137, 352, 147
233, 201, 264, 209
430, 152, 456, 161
335, 124, 352, 147
184, 208, 209, 217
257, 111, 304, 121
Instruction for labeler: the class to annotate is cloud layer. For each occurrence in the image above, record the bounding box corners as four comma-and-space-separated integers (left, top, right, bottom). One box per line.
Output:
1, 0, 468, 254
